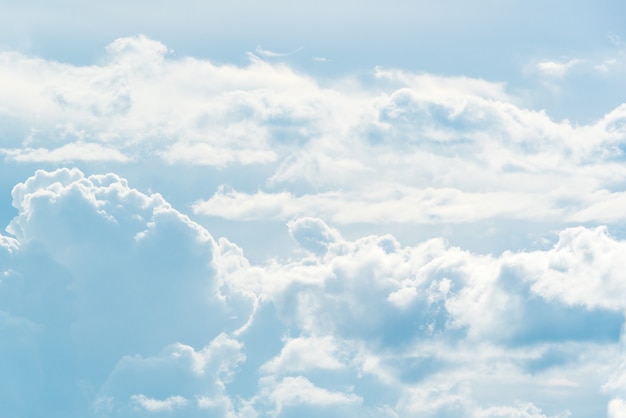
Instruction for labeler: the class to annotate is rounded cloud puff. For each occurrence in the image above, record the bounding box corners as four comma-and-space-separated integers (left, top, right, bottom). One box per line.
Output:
287, 216, 341, 255
1, 168, 255, 416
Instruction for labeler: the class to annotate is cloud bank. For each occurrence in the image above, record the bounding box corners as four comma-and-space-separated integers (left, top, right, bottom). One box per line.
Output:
3, 36, 626, 230
1, 35, 626, 417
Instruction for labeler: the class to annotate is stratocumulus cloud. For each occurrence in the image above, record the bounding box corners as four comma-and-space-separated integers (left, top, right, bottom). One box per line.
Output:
1, 27, 626, 418
2, 36, 626, 230
2, 168, 625, 417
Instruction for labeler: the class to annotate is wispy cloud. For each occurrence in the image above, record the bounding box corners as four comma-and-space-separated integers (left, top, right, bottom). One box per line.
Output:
536, 58, 582, 77
1, 142, 130, 163
2, 168, 624, 416
130, 395, 188, 412
255, 45, 303, 58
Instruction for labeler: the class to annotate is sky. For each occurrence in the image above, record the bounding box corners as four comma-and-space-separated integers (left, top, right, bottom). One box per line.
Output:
2, 1, 626, 417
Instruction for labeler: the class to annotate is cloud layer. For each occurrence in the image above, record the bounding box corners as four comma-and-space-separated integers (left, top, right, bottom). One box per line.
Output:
1, 167, 625, 417
1, 35, 626, 417
3, 36, 626, 231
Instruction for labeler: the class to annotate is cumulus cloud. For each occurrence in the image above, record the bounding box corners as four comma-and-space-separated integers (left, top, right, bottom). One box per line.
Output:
96, 333, 245, 417
194, 186, 562, 224
475, 402, 571, 418
287, 216, 341, 254
608, 398, 626, 418
237, 218, 624, 416
0, 35, 320, 167
536, 59, 582, 77
260, 336, 346, 374
3, 35, 626, 418
507, 226, 626, 310
1, 142, 130, 163
0, 233, 18, 254
0, 168, 256, 416
3, 36, 626, 229
2, 169, 626, 416
130, 395, 188, 412
269, 376, 361, 407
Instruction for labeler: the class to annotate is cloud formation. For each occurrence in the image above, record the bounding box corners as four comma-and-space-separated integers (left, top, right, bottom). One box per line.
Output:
1, 34, 626, 417
536, 59, 582, 78
0, 168, 255, 416
2, 168, 625, 416
3, 36, 626, 231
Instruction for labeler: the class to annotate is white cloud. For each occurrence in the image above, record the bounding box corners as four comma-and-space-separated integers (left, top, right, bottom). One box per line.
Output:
395, 381, 469, 415
1, 169, 624, 417
194, 186, 564, 224
167, 333, 245, 378
507, 226, 626, 310
387, 286, 419, 309
217, 217, 624, 416
608, 398, 626, 418
475, 402, 571, 418
0, 168, 257, 416
0, 36, 328, 167
158, 141, 276, 167
254, 45, 302, 58
0, 233, 19, 254
262, 375, 361, 414
1, 142, 130, 163
568, 190, 626, 223
372, 68, 512, 102
531, 47, 626, 91
260, 336, 346, 374
287, 216, 341, 254
3, 36, 626, 233
106, 35, 170, 67
98, 333, 245, 416
130, 394, 188, 412
594, 59, 618, 74
536, 59, 582, 77
2, 35, 626, 418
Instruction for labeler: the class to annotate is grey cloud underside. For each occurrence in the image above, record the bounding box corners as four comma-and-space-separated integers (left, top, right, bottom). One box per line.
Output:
1, 168, 625, 417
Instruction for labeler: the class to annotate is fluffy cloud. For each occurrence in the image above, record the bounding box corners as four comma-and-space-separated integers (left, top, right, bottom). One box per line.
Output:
287, 217, 341, 254
507, 226, 626, 310
130, 395, 188, 412
0, 168, 255, 416
260, 336, 346, 374
1, 169, 626, 416
608, 398, 626, 418
475, 402, 571, 418
4, 36, 626, 229
96, 333, 246, 417
260, 375, 362, 416
536, 59, 582, 78
217, 216, 622, 415
0, 35, 306, 167
3, 35, 626, 417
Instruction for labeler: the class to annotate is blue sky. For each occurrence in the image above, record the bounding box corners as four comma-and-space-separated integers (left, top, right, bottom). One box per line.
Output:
2, 1, 626, 417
